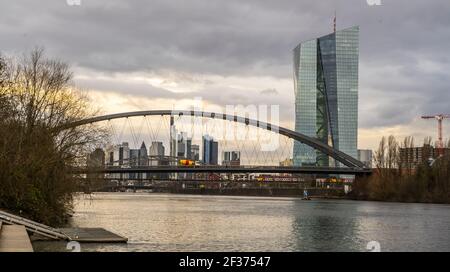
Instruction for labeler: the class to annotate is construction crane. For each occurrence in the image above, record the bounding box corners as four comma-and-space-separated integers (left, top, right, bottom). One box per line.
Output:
421, 114, 450, 156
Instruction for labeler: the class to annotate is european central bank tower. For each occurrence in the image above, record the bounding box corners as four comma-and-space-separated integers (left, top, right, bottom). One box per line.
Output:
293, 26, 359, 167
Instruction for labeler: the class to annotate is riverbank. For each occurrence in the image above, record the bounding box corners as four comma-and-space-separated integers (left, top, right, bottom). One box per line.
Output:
346, 193, 450, 204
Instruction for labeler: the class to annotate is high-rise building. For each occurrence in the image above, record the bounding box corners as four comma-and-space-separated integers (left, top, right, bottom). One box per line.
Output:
105, 142, 130, 180
148, 141, 169, 180
191, 144, 200, 161
211, 142, 218, 165
203, 135, 218, 165
105, 142, 130, 166
357, 149, 372, 168
149, 141, 165, 158
185, 137, 192, 160
293, 26, 359, 167
129, 142, 148, 166
222, 151, 240, 166
399, 145, 450, 169
129, 149, 139, 179
139, 142, 148, 165
127, 142, 148, 179
170, 130, 191, 159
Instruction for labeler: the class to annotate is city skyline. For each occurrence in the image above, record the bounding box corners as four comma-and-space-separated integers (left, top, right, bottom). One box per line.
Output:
1, 1, 449, 151
100, 138, 227, 165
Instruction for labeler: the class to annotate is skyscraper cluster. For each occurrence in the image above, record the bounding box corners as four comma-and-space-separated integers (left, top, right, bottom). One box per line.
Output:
87, 133, 224, 170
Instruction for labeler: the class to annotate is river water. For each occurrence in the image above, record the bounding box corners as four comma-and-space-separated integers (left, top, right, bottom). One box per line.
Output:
33, 193, 450, 252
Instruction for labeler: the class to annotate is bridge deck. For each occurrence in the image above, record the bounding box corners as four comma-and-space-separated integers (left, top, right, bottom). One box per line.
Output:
79, 166, 372, 175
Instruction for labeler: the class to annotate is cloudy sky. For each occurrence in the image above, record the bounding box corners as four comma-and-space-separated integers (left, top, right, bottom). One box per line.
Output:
1, 0, 450, 150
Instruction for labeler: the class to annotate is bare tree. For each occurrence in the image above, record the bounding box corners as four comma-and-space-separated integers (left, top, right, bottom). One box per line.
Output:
0, 54, 10, 116
400, 136, 415, 175
0, 48, 105, 225
374, 136, 386, 170
386, 135, 399, 169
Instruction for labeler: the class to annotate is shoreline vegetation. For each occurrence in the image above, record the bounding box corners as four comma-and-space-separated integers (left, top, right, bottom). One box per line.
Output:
350, 136, 450, 204
0, 49, 104, 226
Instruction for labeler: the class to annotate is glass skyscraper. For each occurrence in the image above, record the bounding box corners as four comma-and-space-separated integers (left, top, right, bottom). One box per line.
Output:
202, 135, 218, 165
293, 26, 359, 167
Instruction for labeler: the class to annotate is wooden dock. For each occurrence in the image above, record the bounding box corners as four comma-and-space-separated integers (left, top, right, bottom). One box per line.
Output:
59, 228, 128, 243
0, 224, 34, 252
1, 209, 128, 248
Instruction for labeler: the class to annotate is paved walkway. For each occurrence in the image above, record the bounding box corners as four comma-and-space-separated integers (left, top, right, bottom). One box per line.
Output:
0, 224, 34, 252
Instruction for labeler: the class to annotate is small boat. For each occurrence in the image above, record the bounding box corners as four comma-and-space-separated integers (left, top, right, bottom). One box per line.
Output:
302, 189, 311, 200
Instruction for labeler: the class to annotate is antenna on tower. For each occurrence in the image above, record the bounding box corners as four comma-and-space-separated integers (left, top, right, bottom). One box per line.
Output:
333, 10, 337, 32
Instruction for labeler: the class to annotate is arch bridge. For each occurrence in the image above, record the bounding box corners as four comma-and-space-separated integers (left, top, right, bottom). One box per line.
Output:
61, 110, 371, 176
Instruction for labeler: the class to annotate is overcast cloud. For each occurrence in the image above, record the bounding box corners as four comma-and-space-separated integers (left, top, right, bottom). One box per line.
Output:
1, 0, 450, 149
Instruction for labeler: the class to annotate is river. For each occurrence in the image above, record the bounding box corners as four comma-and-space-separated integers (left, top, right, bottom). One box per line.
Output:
33, 193, 450, 252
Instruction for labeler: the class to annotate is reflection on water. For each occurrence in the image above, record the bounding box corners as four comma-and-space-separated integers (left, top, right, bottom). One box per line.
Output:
33, 193, 450, 252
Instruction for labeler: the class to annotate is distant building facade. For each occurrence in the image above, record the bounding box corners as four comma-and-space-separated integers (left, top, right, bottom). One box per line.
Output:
399, 145, 450, 168
148, 141, 169, 180
171, 131, 191, 159
293, 26, 359, 167
129, 142, 148, 179
105, 142, 149, 179
130, 142, 148, 166
105, 142, 130, 167
149, 141, 165, 166
357, 149, 373, 168
191, 144, 200, 161
203, 135, 218, 165
222, 151, 240, 166
149, 141, 165, 157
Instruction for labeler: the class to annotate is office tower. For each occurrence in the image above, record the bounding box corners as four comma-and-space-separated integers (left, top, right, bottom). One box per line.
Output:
148, 141, 169, 179
203, 135, 218, 165
170, 126, 191, 159
105, 142, 130, 180
149, 141, 165, 157
129, 142, 148, 179
293, 26, 359, 167
191, 144, 200, 161
357, 149, 373, 168
222, 151, 240, 166
128, 142, 148, 166
105, 142, 130, 166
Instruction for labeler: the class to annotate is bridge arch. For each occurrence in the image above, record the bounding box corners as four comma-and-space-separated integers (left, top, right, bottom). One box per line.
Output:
58, 110, 366, 169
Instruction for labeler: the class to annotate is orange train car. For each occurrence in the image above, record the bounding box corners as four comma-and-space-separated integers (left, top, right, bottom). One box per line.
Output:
179, 159, 195, 166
